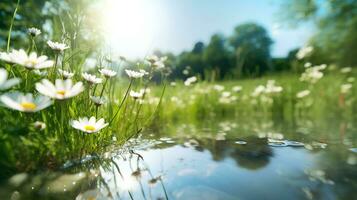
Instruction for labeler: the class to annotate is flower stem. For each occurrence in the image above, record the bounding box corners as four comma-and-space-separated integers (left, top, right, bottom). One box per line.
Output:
52, 54, 59, 80
109, 79, 133, 125
99, 78, 108, 98
7, 0, 20, 52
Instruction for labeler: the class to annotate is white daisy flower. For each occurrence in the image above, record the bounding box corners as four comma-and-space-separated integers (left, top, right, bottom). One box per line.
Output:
129, 90, 144, 99
146, 55, 167, 69
341, 84, 352, 94
47, 40, 69, 51
146, 55, 159, 64
0, 49, 54, 69
58, 69, 74, 79
296, 90, 310, 98
125, 69, 146, 79
347, 77, 355, 83
213, 84, 224, 91
232, 86, 242, 92
82, 73, 103, 84
0, 92, 52, 112
139, 69, 149, 75
296, 46, 313, 60
0, 52, 12, 63
146, 55, 167, 68
99, 68, 117, 78
27, 27, 41, 37
90, 96, 106, 106
0, 68, 20, 90
33, 121, 46, 130
184, 76, 197, 86
71, 116, 108, 133
35, 79, 84, 100
340, 67, 352, 74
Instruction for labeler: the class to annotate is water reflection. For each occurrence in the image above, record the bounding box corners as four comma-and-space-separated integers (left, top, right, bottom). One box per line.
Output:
1, 118, 357, 199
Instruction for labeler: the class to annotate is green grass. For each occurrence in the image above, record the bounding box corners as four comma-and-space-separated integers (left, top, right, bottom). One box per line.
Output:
152, 70, 357, 125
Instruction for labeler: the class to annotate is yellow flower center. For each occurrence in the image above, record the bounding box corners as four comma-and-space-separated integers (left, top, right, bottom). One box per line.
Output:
87, 197, 96, 200
24, 59, 38, 67
84, 125, 96, 131
57, 90, 66, 96
21, 102, 37, 110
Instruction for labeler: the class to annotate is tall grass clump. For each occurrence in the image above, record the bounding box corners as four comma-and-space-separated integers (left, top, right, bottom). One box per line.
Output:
0, 16, 168, 173
153, 61, 356, 126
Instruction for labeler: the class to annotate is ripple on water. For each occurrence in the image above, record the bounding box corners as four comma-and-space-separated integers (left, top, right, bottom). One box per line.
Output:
235, 141, 247, 145
268, 139, 288, 147
286, 141, 305, 147
268, 139, 305, 147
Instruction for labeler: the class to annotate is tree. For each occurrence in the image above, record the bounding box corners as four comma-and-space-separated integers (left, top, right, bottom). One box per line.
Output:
229, 23, 273, 77
203, 34, 233, 79
280, 0, 357, 67
176, 41, 206, 79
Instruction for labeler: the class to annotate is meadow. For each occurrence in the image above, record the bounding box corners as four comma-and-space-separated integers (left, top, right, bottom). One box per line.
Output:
1, 1, 357, 199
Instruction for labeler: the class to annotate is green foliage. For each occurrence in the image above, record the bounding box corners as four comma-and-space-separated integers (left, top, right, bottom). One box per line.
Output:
281, 0, 357, 67
229, 23, 273, 77
203, 34, 233, 79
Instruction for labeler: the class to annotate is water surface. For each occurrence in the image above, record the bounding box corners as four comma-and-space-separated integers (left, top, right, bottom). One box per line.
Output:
1, 118, 357, 200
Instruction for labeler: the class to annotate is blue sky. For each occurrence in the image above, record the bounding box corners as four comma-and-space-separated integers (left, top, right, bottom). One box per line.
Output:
101, 0, 314, 58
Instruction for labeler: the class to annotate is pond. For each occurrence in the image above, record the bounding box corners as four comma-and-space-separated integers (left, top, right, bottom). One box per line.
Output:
1, 117, 357, 200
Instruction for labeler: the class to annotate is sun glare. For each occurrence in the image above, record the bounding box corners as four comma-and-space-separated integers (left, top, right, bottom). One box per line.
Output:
100, 0, 163, 58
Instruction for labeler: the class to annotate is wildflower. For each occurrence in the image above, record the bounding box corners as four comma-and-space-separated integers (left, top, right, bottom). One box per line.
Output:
315, 64, 327, 70
33, 121, 46, 130
0, 92, 52, 112
99, 68, 117, 78
139, 69, 149, 75
341, 84, 352, 94
170, 82, 176, 86
0, 49, 54, 69
296, 45, 313, 60
58, 69, 74, 79
252, 85, 265, 97
340, 67, 352, 74
35, 79, 84, 100
125, 69, 146, 78
47, 40, 69, 51
90, 96, 106, 106
0, 68, 20, 90
232, 86, 242, 92
219, 93, 237, 104
71, 116, 108, 133
296, 90, 310, 98
129, 90, 144, 99
82, 73, 103, 84
184, 76, 197, 86
265, 80, 283, 93
146, 55, 166, 69
300, 65, 325, 84
27, 27, 41, 37
213, 84, 224, 91
347, 77, 355, 83
304, 62, 312, 68
221, 91, 231, 98
183, 69, 189, 75
146, 55, 159, 63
